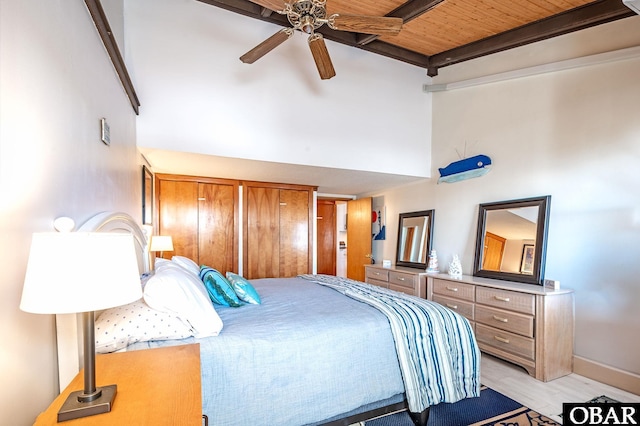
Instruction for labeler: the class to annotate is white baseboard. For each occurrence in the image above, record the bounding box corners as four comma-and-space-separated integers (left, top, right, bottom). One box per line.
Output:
573, 355, 640, 396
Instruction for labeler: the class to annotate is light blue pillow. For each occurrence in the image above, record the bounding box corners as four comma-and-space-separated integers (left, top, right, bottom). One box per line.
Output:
199, 266, 243, 307
226, 272, 261, 305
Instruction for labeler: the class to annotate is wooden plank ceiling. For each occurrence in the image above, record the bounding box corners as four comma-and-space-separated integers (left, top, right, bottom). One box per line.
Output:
197, 0, 634, 75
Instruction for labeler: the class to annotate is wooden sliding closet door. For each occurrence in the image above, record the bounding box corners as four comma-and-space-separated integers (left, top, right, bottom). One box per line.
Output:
245, 187, 280, 279
158, 179, 198, 261
156, 174, 239, 274
279, 189, 310, 277
198, 183, 236, 273
244, 183, 314, 279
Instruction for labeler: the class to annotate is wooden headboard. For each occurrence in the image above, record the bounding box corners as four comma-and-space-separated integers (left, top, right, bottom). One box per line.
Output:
56, 212, 150, 391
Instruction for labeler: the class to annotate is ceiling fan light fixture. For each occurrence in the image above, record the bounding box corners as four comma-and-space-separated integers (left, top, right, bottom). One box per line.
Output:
300, 15, 315, 34
239, 0, 403, 79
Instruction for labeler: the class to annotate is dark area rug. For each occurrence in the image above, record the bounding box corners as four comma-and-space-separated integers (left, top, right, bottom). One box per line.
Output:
365, 385, 560, 426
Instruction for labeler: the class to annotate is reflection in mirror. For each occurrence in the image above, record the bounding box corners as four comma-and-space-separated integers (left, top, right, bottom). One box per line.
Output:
473, 196, 550, 285
396, 210, 434, 269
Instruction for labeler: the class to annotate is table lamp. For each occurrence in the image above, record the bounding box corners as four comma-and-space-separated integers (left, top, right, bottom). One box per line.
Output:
149, 235, 173, 259
20, 232, 142, 422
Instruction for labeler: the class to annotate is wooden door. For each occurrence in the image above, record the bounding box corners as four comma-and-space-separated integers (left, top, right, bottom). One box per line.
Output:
347, 197, 372, 282
158, 179, 198, 261
279, 189, 310, 277
198, 182, 237, 274
316, 200, 336, 275
246, 186, 280, 279
483, 232, 506, 271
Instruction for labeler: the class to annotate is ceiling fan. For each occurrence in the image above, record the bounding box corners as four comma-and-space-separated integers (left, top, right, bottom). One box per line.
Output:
240, 0, 403, 79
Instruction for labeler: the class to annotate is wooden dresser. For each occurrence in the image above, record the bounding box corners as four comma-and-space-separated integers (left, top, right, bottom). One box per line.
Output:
364, 264, 428, 298
427, 273, 574, 382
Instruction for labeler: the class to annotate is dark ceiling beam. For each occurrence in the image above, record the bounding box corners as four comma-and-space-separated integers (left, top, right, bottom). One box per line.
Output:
85, 0, 140, 114
195, 0, 431, 68
357, 0, 445, 46
428, 0, 635, 74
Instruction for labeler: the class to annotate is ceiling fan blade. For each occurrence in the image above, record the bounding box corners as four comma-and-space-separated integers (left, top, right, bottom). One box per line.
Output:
308, 34, 335, 80
245, 0, 287, 12
329, 14, 403, 35
240, 28, 293, 64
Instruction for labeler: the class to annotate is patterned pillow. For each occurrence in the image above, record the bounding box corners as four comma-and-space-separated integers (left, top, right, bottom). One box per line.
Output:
95, 299, 194, 353
199, 266, 243, 307
226, 272, 261, 304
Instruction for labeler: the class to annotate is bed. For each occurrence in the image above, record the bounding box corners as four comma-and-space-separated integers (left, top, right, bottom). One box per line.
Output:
58, 212, 480, 426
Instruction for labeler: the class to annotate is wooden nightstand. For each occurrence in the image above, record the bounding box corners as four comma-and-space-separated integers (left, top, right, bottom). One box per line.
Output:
34, 344, 202, 425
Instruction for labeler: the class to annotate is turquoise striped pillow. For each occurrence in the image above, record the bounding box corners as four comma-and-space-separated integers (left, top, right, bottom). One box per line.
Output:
199, 266, 243, 307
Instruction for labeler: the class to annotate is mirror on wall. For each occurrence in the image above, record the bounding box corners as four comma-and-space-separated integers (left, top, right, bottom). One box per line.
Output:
396, 210, 434, 269
473, 196, 550, 285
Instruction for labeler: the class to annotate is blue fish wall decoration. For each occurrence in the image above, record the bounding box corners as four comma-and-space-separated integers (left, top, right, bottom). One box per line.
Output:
438, 154, 492, 184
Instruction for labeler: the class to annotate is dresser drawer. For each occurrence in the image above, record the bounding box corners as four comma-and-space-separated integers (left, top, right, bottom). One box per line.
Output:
433, 295, 474, 321
389, 271, 415, 290
475, 305, 534, 337
433, 279, 475, 302
389, 283, 415, 296
476, 287, 535, 315
367, 278, 389, 289
476, 323, 535, 360
366, 268, 389, 282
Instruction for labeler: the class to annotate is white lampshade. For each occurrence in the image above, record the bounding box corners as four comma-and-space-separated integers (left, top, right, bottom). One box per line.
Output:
20, 232, 142, 314
149, 235, 173, 252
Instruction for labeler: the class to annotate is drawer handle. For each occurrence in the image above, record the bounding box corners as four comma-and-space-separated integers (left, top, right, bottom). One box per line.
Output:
446, 286, 458, 292
397, 277, 405, 281
493, 315, 508, 323
494, 336, 510, 344
446, 304, 458, 310
494, 296, 510, 302
374, 272, 381, 276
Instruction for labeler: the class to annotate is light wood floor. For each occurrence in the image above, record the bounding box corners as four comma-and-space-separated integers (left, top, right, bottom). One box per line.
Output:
481, 353, 640, 423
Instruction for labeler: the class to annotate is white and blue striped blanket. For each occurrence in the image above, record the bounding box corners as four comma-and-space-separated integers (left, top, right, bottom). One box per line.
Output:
299, 274, 481, 413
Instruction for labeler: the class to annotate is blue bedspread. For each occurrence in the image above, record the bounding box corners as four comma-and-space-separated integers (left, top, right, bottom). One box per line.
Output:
128, 277, 406, 425
299, 274, 481, 413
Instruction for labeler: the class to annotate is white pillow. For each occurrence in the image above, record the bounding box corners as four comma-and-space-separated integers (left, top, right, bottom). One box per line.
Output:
95, 299, 194, 353
155, 257, 171, 268
144, 262, 223, 337
171, 255, 200, 276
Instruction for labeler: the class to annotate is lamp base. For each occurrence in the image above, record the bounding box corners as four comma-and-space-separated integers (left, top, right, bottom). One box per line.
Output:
57, 385, 117, 422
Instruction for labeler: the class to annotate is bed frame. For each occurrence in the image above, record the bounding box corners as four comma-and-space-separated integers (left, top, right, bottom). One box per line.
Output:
55, 211, 430, 426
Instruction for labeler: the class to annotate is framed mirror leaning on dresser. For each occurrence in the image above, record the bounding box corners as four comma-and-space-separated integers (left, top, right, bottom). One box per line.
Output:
473, 196, 550, 285
396, 210, 434, 269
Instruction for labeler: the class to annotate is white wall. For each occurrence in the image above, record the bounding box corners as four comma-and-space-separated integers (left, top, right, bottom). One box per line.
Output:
125, 0, 432, 177
0, 1, 139, 424
371, 53, 640, 378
